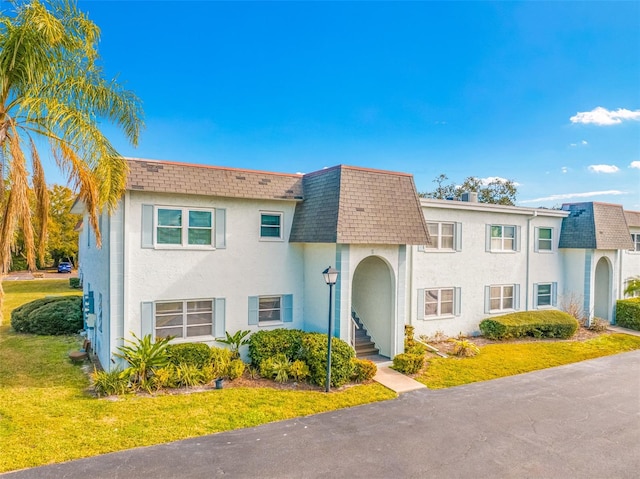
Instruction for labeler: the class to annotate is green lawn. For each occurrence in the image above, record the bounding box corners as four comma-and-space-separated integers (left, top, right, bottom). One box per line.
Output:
0, 280, 395, 473
418, 334, 640, 389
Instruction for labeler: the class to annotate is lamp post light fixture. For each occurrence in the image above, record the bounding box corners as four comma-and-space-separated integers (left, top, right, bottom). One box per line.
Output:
322, 266, 339, 392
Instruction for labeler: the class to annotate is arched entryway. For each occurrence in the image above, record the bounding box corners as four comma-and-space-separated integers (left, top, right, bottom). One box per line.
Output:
594, 257, 612, 322
351, 256, 394, 357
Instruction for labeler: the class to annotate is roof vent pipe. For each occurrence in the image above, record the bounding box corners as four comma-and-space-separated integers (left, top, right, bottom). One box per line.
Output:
461, 192, 478, 203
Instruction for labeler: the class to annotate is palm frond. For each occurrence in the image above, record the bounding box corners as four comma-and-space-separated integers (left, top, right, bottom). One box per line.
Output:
30, 137, 49, 265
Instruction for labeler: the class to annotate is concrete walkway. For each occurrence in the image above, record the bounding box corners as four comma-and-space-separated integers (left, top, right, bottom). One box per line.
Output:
372, 362, 426, 393
608, 325, 640, 336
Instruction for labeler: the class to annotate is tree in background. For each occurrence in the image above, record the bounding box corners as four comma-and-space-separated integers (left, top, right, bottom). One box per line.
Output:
625, 277, 640, 297
46, 185, 80, 266
0, 0, 143, 319
420, 174, 518, 205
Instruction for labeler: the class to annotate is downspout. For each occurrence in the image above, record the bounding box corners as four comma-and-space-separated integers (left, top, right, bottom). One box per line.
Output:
525, 211, 538, 310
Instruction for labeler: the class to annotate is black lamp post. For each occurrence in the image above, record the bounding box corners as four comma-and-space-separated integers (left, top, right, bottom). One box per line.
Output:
322, 266, 339, 392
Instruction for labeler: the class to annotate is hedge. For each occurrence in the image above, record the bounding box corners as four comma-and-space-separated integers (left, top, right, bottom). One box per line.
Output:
616, 298, 640, 331
248, 328, 305, 367
11, 296, 83, 335
166, 343, 212, 368
392, 353, 424, 374
298, 332, 355, 388
479, 310, 578, 340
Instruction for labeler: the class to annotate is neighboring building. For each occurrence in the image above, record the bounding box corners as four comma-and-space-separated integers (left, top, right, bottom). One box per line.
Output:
73, 159, 640, 370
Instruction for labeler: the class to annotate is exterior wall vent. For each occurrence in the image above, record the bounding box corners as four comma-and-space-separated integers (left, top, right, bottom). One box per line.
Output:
461, 191, 478, 202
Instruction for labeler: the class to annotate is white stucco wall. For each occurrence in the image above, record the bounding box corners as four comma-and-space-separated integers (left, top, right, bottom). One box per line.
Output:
411, 201, 566, 339
621, 226, 640, 297
121, 191, 305, 352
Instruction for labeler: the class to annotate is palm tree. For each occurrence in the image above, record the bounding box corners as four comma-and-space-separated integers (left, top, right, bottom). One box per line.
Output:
0, 0, 143, 319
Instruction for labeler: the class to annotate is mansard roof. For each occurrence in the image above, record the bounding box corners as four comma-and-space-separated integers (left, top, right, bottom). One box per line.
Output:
559, 202, 633, 250
289, 165, 430, 245
625, 210, 640, 228
126, 158, 304, 201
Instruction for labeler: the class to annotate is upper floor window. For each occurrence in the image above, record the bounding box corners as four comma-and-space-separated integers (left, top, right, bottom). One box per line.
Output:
486, 225, 520, 252
631, 234, 640, 252
485, 284, 520, 313
260, 212, 283, 240
141, 204, 226, 250
535, 227, 553, 252
421, 222, 462, 252
156, 208, 213, 246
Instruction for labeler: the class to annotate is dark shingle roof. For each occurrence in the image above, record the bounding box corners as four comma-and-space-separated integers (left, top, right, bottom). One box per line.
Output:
559, 202, 633, 249
126, 158, 303, 201
625, 210, 640, 228
290, 165, 430, 245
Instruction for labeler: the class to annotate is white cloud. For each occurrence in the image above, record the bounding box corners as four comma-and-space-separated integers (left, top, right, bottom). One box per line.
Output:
588, 164, 619, 174
570, 107, 640, 125
520, 190, 626, 204
480, 176, 521, 187
561, 167, 569, 174
581, 140, 588, 145
630, 161, 640, 170
569, 140, 588, 147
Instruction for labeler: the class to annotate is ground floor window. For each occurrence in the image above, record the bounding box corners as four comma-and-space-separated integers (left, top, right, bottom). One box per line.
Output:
248, 294, 293, 325
155, 299, 214, 339
424, 288, 454, 317
536, 283, 552, 307
488, 285, 515, 312
258, 296, 281, 322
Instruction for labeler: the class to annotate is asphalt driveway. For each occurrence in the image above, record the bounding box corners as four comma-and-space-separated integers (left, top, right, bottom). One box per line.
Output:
4, 350, 640, 478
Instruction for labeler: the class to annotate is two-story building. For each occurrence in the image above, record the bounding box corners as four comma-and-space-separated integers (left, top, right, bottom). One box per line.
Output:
73, 159, 640, 370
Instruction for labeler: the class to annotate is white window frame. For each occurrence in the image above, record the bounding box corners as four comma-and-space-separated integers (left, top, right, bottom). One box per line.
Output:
424, 288, 455, 318
631, 233, 640, 252
260, 211, 284, 241
489, 284, 515, 312
536, 283, 553, 308
535, 227, 554, 252
258, 295, 282, 323
489, 225, 516, 252
155, 206, 215, 249
426, 222, 455, 251
154, 299, 214, 341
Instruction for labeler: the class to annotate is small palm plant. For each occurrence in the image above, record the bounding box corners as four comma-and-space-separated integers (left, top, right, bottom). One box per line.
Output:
218, 330, 251, 359
448, 336, 480, 357
114, 333, 171, 392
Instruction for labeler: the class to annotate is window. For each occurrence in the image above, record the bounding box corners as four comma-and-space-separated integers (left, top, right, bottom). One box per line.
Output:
156, 208, 213, 247
258, 296, 281, 322
631, 234, 640, 252
536, 227, 553, 252
248, 294, 293, 325
490, 225, 515, 251
426, 223, 454, 250
425, 288, 453, 317
487, 284, 517, 312
418, 287, 461, 319
155, 299, 213, 339
534, 282, 557, 308
260, 212, 283, 240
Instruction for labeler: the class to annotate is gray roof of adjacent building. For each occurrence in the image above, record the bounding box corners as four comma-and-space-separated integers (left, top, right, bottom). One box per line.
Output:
288, 165, 430, 244
559, 202, 634, 250
625, 210, 640, 228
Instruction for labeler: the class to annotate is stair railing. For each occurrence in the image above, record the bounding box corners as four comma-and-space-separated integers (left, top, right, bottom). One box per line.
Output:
350, 307, 361, 349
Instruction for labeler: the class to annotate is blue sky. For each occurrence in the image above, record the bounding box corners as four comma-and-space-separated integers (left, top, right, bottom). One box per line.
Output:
67, 0, 639, 209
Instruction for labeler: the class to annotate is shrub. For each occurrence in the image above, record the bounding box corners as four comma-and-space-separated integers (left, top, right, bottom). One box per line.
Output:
210, 347, 233, 378
479, 310, 578, 340
166, 343, 212, 368
114, 334, 171, 392
174, 363, 207, 387
92, 368, 129, 397
11, 296, 83, 335
298, 333, 355, 388
392, 353, 424, 374
449, 338, 480, 357
150, 366, 178, 390
217, 330, 251, 359
616, 298, 640, 331
404, 324, 427, 354
227, 359, 245, 380
69, 277, 81, 289
259, 354, 290, 382
350, 358, 377, 382
588, 317, 609, 332
248, 328, 305, 367
289, 359, 310, 382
